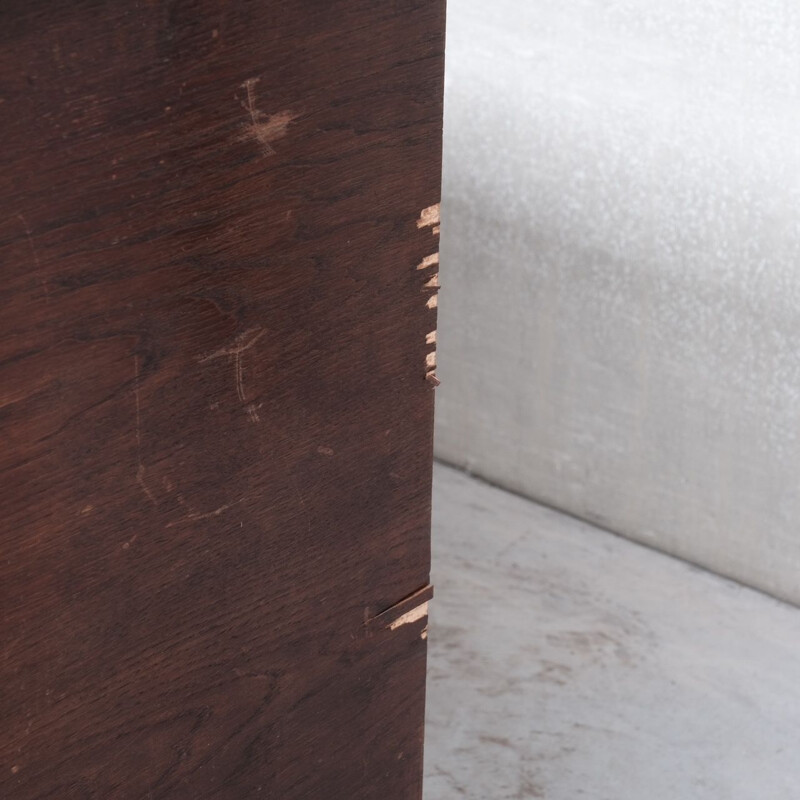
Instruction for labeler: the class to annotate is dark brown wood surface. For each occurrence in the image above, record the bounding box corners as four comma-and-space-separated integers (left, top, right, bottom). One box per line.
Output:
0, 2, 444, 797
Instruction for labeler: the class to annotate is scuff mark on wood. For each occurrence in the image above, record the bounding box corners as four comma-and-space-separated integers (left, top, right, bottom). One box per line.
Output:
121, 534, 138, 550
240, 78, 297, 157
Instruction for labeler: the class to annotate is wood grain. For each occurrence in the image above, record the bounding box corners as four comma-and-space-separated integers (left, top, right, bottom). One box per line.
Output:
0, 1, 444, 797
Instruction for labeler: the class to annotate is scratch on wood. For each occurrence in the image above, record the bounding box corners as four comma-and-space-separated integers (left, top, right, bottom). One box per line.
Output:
198, 327, 265, 420
166, 498, 243, 528
240, 78, 297, 157
17, 213, 47, 297
291, 477, 312, 534
133, 355, 157, 505
198, 327, 264, 364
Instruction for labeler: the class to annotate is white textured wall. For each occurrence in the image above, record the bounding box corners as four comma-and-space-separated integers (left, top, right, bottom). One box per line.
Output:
436, 0, 800, 604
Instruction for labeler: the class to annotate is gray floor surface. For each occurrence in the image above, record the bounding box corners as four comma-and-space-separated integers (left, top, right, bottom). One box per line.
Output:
424, 463, 800, 799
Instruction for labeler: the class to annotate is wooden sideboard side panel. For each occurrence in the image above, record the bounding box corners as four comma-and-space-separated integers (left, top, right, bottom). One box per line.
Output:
0, 1, 444, 797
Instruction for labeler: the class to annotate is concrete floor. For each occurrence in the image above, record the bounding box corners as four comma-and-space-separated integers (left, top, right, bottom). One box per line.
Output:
424, 463, 800, 799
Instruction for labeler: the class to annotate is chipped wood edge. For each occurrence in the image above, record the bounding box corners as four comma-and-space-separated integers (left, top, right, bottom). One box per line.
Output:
389, 601, 429, 631
365, 584, 434, 638
418, 204, 440, 387
417, 203, 440, 230
417, 252, 439, 270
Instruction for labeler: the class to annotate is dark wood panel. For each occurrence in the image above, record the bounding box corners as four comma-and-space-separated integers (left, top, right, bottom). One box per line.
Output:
0, 1, 444, 797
